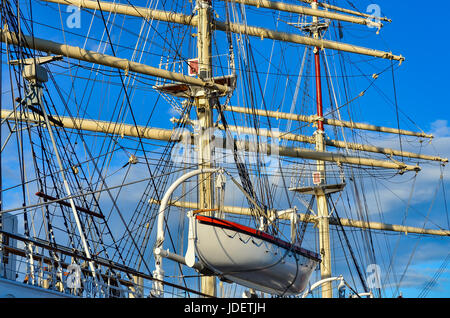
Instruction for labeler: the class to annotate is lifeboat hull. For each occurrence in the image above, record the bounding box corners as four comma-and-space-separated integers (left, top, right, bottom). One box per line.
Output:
192, 215, 320, 296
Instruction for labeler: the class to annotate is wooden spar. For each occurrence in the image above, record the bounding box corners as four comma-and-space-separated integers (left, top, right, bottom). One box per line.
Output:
0, 110, 421, 171
41, 0, 197, 26
297, 0, 391, 23
43, 0, 386, 27
35, 191, 104, 219
274, 143, 419, 172
0, 110, 185, 142
217, 22, 403, 63
225, 105, 434, 139
221, 0, 383, 28
43, 0, 380, 28
39, 0, 404, 62
148, 199, 450, 237
211, 123, 448, 163
0, 29, 230, 94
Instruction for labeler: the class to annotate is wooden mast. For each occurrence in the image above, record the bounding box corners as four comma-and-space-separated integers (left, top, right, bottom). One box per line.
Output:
196, 0, 216, 297
311, 0, 333, 298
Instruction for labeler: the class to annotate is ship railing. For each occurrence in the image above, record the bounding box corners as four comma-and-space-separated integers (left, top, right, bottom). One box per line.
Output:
0, 243, 147, 298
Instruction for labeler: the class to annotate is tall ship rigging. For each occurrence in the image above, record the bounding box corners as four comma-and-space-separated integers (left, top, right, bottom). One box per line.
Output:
0, 0, 448, 298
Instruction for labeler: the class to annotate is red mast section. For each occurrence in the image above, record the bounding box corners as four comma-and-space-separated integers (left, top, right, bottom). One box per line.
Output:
313, 0, 324, 132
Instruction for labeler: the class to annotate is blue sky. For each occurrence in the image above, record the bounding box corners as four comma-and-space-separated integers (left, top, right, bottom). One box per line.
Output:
1, 0, 449, 298
336, 1, 450, 297
367, 1, 450, 131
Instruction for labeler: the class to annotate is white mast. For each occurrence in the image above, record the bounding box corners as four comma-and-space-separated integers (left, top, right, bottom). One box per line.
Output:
311, 0, 332, 298
196, 0, 216, 297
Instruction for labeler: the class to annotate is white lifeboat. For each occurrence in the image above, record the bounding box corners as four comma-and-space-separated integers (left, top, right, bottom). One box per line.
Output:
186, 213, 320, 296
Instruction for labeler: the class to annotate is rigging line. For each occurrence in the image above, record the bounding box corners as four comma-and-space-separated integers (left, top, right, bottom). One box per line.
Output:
82, 14, 136, 199
391, 60, 403, 161
23, 105, 56, 246
48, 0, 170, 155
125, 101, 189, 232
93, 0, 171, 270
123, 0, 194, 71
394, 171, 443, 297
329, 195, 370, 293
0, 28, 362, 79
347, 169, 372, 272
37, 105, 100, 253
334, 209, 359, 293
36, 0, 179, 59
417, 252, 450, 298
322, 52, 340, 141
322, 48, 351, 156
374, 176, 447, 231
345, 55, 426, 135
54, 36, 124, 224
25, 3, 119, 204
0, 3, 3, 219
271, 72, 383, 142
33, 120, 79, 253
259, 8, 280, 111
276, 41, 292, 119
130, 106, 194, 272
66, 2, 122, 130
3, 14, 32, 242
55, 2, 82, 117
95, 0, 163, 198
32, 112, 149, 273
283, 45, 308, 147
77, 7, 133, 173
217, 101, 262, 224
0, 163, 198, 217
296, 195, 315, 246
382, 166, 418, 289
45, 67, 128, 198
441, 165, 450, 229
40, 76, 132, 249
23, 92, 132, 186
123, 150, 175, 256
95, 163, 139, 258
357, 175, 379, 295
64, 124, 135, 261
245, 30, 291, 213
334, 45, 353, 145
369, 176, 396, 296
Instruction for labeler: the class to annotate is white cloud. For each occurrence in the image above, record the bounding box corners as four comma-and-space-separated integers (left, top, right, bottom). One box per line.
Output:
430, 119, 450, 138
